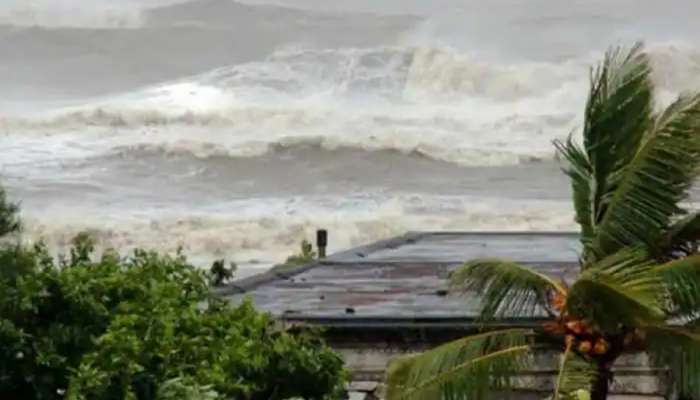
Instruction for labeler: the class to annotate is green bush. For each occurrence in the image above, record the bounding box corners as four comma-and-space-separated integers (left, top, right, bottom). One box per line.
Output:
0, 186, 19, 236
156, 378, 219, 400
0, 239, 346, 400
208, 259, 237, 287
285, 240, 316, 266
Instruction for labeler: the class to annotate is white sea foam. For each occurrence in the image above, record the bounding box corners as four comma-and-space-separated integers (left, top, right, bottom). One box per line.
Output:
19, 195, 576, 270
1, 46, 591, 167
6, 42, 700, 168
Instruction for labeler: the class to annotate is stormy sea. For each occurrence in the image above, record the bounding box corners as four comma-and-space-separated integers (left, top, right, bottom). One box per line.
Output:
3, 0, 700, 276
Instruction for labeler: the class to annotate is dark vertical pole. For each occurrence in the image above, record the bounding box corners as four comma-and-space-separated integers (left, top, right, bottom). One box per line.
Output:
591, 363, 611, 400
316, 229, 327, 259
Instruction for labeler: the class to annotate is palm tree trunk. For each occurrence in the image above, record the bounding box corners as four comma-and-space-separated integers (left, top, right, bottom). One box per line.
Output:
591, 363, 612, 400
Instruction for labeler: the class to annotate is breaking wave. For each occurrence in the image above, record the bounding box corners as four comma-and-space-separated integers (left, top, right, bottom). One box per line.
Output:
3, 45, 591, 166
20, 195, 576, 272
7, 42, 700, 167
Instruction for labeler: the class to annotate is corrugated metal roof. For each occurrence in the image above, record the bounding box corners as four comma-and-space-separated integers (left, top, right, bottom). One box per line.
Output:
221, 232, 581, 324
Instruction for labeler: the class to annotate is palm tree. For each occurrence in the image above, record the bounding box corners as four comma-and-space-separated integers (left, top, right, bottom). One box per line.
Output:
385, 43, 700, 400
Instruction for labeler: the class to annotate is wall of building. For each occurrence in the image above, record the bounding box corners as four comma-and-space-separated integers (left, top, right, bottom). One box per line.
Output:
334, 343, 669, 400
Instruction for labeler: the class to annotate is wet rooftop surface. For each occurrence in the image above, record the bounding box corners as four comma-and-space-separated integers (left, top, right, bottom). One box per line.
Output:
221, 232, 581, 324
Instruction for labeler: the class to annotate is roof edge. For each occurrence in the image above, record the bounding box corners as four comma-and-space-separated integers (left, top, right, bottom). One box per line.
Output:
281, 315, 549, 330
217, 230, 580, 295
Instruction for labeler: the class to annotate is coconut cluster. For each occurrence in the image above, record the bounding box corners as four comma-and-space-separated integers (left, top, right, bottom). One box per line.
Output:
545, 290, 647, 357
563, 320, 610, 355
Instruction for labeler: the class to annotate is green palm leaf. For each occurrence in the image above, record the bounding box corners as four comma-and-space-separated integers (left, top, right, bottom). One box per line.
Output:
653, 255, 700, 320
588, 92, 700, 260
385, 329, 532, 400
554, 43, 655, 263
554, 135, 594, 251
662, 212, 700, 256
566, 248, 665, 331
451, 259, 566, 320
645, 325, 700, 399
553, 344, 597, 400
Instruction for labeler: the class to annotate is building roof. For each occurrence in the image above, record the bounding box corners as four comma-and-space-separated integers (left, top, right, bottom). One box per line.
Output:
220, 231, 581, 327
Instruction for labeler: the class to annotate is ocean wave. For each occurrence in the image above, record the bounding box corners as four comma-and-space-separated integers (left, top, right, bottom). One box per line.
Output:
107, 136, 554, 167
0, 0, 418, 99
0, 0, 147, 28
5, 42, 700, 167
20, 40, 700, 128
0, 45, 584, 166
19, 196, 576, 270
1, 106, 566, 167
5, 45, 588, 122
646, 41, 700, 94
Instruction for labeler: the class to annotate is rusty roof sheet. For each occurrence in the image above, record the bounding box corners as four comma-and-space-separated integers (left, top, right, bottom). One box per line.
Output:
221, 232, 581, 324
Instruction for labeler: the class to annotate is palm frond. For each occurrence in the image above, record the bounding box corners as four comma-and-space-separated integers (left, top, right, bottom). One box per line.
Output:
566, 248, 664, 331
653, 255, 700, 320
645, 325, 700, 399
662, 212, 700, 256
583, 43, 653, 168
563, 43, 655, 262
554, 134, 594, 251
553, 343, 597, 400
385, 329, 532, 400
588, 92, 700, 260
451, 259, 565, 320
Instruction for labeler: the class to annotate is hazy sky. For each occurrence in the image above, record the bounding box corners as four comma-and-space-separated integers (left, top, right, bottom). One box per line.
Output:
0, 0, 183, 27
4, 0, 700, 28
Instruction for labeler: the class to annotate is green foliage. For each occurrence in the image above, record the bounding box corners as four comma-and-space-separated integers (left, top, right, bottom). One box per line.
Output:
385, 329, 532, 400
285, 239, 317, 265
554, 43, 653, 262
451, 259, 565, 320
567, 248, 665, 332
553, 346, 596, 400
654, 255, 700, 320
0, 185, 20, 237
0, 240, 346, 400
555, 44, 700, 264
662, 212, 700, 256
591, 92, 700, 261
644, 326, 700, 400
208, 259, 237, 286
156, 378, 219, 400
69, 232, 96, 265
554, 43, 656, 263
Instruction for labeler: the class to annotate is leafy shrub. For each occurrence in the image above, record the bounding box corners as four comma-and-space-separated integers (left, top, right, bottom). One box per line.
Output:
208, 259, 237, 286
285, 240, 316, 266
0, 186, 19, 236
0, 240, 346, 400
156, 378, 219, 400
